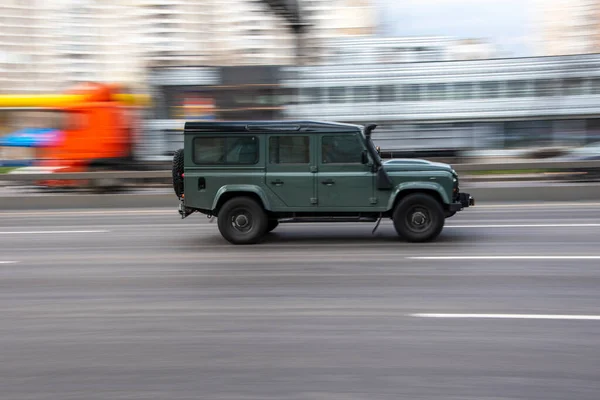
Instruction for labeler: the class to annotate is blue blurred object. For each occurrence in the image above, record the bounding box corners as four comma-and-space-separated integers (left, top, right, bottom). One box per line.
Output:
0, 160, 34, 167
0, 128, 63, 147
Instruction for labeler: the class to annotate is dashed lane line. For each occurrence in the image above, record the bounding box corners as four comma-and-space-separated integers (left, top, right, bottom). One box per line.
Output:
411, 313, 600, 321
408, 256, 600, 260
0, 230, 109, 235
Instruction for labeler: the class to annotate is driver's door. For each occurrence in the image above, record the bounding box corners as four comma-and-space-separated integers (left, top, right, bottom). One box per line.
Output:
316, 133, 376, 209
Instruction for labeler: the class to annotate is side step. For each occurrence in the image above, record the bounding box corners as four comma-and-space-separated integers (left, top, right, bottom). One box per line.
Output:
278, 216, 378, 223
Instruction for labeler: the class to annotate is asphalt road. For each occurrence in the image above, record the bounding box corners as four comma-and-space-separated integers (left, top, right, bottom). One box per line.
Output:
1, 203, 600, 399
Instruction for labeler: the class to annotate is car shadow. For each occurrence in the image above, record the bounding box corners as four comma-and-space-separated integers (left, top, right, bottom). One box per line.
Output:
251, 224, 473, 246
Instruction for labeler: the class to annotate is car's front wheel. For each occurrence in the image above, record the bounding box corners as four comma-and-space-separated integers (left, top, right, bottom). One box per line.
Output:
393, 193, 445, 242
217, 197, 268, 244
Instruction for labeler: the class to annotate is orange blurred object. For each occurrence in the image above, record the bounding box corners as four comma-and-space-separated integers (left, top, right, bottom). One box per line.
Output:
0, 82, 149, 188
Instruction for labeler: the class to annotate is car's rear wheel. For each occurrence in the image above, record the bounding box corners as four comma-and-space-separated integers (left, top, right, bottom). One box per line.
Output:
393, 193, 445, 242
217, 197, 268, 244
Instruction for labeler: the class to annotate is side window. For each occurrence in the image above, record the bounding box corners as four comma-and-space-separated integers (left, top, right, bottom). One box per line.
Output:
269, 135, 310, 164
321, 134, 364, 164
193, 135, 259, 165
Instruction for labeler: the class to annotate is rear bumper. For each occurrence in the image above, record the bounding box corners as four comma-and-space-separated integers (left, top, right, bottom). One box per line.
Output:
449, 192, 475, 212
178, 200, 195, 219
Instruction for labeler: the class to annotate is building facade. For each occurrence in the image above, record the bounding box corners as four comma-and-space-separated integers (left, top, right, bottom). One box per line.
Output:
139, 51, 600, 161
537, 0, 600, 56
282, 53, 600, 155
140, 65, 290, 159
318, 36, 497, 65
0, 0, 59, 93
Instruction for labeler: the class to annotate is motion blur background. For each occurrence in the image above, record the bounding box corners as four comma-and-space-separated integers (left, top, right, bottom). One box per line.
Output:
3, 0, 600, 176
4, 3, 600, 400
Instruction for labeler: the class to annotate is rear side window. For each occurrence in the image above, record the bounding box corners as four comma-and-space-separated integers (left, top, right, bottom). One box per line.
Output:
269, 136, 310, 164
193, 136, 259, 165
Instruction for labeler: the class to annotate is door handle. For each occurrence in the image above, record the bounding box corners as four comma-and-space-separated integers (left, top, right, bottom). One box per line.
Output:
271, 180, 284, 186
321, 179, 335, 186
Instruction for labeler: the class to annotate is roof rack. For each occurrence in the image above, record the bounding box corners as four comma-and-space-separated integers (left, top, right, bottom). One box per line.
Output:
183, 120, 364, 134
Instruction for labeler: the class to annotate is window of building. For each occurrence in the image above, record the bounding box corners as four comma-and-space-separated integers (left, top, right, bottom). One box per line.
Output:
480, 81, 500, 98
506, 80, 525, 97
427, 83, 446, 100
534, 80, 556, 97
329, 87, 346, 103
301, 87, 321, 104
402, 84, 420, 101
354, 86, 371, 102
504, 120, 554, 148
321, 134, 364, 164
193, 136, 259, 165
269, 136, 310, 164
592, 78, 600, 95
377, 85, 395, 102
454, 82, 472, 100
563, 78, 583, 96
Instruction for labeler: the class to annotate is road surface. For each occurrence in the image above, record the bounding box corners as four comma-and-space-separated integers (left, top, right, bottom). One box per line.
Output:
1, 202, 600, 399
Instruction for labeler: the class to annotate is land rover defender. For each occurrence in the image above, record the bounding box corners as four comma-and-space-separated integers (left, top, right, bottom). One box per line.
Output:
172, 120, 474, 244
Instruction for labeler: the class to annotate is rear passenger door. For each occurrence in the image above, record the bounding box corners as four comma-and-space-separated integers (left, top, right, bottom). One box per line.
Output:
265, 134, 317, 209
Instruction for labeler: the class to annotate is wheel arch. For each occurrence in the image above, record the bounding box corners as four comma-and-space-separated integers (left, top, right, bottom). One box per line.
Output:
212, 185, 271, 214
387, 184, 449, 214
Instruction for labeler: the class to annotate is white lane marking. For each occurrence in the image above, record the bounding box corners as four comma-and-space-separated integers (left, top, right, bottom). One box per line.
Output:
474, 202, 600, 208
411, 313, 600, 321
0, 261, 18, 264
0, 209, 174, 217
447, 223, 600, 228
408, 256, 600, 260
0, 230, 109, 235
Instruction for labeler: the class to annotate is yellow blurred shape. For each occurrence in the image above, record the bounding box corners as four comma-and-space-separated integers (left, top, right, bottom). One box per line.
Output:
0, 93, 151, 108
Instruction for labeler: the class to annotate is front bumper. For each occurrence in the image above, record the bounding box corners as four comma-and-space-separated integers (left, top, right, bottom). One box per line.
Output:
449, 192, 475, 212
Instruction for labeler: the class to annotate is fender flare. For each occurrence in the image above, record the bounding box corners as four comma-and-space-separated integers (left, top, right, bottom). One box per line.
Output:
212, 185, 272, 211
386, 182, 451, 211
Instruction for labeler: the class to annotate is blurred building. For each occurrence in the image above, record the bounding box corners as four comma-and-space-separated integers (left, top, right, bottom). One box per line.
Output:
449, 39, 498, 60
0, 0, 58, 93
0, 0, 141, 91
0, 0, 377, 92
133, 0, 296, 67
139, 49, 600, 161
320, 36, 497, 65
299, 0, 377, 63
54, 0, 141, 87
537, 0, 600, 56
281, 52, 600, 156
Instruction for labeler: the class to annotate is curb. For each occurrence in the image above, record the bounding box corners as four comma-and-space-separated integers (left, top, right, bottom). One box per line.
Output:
1, 184, 600, 210
0, 193, 178, 210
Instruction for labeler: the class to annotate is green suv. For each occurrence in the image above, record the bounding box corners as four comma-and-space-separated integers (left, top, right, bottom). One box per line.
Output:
172, 121, 474, 244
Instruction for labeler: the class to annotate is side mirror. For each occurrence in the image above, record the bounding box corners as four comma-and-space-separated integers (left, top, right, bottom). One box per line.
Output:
361, 150, 369, 164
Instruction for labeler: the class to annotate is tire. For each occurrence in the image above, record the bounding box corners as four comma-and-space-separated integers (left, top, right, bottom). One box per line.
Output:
172, 148, 184, 198
266, 219, 279, 233
393, 193, 445, 242
217, 197, 268, 244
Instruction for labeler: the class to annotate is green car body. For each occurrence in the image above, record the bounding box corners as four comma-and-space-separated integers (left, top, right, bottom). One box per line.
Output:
172, 120, 474, 244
